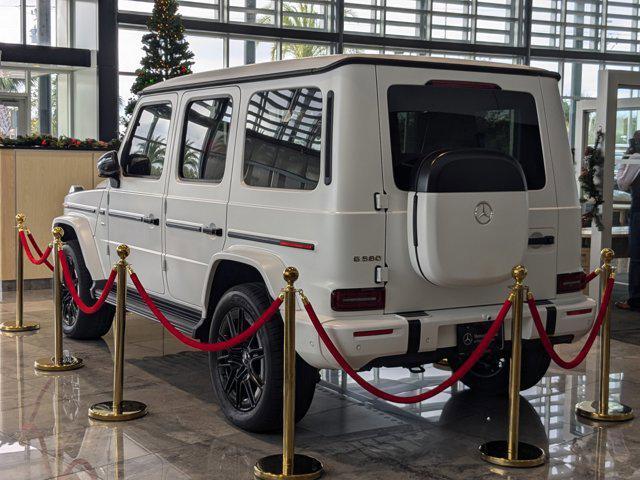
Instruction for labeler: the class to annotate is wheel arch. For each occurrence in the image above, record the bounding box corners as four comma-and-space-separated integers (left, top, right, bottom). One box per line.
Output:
53, 214, 104, 280
193, 247, 286, 341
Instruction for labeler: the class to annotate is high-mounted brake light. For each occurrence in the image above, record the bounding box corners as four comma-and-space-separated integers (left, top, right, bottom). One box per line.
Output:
426, 80, 501, 90
331, 288, 385, 312
567, 308, 593, 316
557, 272, 586, 294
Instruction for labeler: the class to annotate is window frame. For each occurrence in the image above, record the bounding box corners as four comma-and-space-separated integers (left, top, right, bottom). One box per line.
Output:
241, 85, 324, 192
177, 94, 234, 184
121, 100, 174, 180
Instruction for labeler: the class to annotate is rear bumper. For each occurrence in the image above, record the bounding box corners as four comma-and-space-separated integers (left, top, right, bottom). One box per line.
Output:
295, 294, 597, 370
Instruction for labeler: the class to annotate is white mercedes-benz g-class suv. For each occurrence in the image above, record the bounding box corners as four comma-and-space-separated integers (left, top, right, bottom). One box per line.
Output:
55, 54, 596, 432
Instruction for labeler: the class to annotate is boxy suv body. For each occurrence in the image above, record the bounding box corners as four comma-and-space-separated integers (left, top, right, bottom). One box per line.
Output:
54, 55, 596, 431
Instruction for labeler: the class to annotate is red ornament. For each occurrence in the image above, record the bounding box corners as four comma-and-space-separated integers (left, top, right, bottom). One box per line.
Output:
41, 140, 47, 146
181, 66, 187, 73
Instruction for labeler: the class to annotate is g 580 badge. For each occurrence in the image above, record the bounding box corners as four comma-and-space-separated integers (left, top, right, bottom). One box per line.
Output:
354, 255, 382, 263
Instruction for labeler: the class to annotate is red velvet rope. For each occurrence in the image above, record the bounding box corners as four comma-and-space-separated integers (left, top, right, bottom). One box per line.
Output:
58, 250, 117, 315
130, 272, 283, 351
304, 297, 512, 404
18, 230, 54, 267
26, 232, 54, 271
584, 270, 599, 285
528, 276, 615, 370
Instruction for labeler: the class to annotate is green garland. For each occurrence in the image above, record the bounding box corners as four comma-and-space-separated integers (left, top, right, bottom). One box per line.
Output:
578, 129, 605, 230
0, 134, 120, 150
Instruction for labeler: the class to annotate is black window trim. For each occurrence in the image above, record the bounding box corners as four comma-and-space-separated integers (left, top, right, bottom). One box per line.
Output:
241, 85, 324, 192
122, 100, 173, 180
385, 83, 547, 192
324, 90, 334, 185
177, 94, 234, 185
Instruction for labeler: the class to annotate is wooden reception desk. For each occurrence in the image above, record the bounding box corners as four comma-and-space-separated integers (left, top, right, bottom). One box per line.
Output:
0, 148, 105, 294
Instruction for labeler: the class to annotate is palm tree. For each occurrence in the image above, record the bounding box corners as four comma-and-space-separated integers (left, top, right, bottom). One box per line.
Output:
266, 4, 327, 60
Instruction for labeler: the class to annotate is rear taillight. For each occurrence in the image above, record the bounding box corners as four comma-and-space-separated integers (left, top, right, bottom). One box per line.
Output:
557, 272, 586, 294
331, 288, 385, 311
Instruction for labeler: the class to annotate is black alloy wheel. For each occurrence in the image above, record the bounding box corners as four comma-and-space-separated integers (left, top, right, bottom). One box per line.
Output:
60, 254, 80, 328
58, 240, 114, 339
215, 307, 266, 412
209, 283, 318, 433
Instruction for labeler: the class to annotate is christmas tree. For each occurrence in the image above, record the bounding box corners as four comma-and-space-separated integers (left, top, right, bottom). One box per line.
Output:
125, 0, 194, 116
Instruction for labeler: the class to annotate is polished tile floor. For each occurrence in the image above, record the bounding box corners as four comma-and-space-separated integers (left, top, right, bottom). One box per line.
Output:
1, 289, 640, 479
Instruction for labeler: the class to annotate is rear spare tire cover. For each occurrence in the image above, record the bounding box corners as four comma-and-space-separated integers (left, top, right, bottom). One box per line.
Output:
408, 149, 528, 287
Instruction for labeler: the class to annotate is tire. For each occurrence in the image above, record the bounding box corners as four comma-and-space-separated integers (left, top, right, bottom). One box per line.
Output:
208, 283, 318, 433
60, 240, 115, 339
448, 340, 551, 394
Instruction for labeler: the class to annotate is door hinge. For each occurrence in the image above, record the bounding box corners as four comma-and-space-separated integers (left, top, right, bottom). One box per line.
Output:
374, 192, 389, 211
106, 243, 110, 256
162, 258, 167, 271
375, 265, 389, 284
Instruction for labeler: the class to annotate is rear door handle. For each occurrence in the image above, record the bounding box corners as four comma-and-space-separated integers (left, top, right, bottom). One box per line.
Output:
202, 224, 223, 237
166, 219, 222, 236
142, 215, 159, 226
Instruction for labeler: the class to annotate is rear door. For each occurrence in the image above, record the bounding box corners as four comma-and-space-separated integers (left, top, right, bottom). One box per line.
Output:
164, 87, 239, 307
376, 66, 559, 313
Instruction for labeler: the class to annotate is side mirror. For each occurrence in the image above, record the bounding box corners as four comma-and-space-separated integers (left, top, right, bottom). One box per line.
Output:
127, 153, 152, 176
97, 150, 120, 188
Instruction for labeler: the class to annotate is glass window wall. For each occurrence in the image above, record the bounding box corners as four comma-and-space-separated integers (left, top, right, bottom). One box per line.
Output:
1, 0, 70, 47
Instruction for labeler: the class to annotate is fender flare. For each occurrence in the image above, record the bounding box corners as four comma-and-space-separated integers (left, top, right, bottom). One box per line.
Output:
201, 245, 287, 318
53, 214, 104, 280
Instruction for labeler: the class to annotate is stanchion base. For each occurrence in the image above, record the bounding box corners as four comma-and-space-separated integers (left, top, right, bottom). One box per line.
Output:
576, 401, 634, 422
433, 358, 451, 371
34, 356, 83, 372
254, 454, 324, 480
0, 321, 40, 333
88, 401, 148, 422
479, 441, 546, 468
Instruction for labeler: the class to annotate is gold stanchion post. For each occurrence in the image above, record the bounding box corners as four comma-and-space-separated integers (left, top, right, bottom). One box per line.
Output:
480, 266, 546, 467
254, 267, 323, 480
89, 244, 147, 421
0, 214, 40, 333
576, 248, 633, 422
34, 227, 83, 372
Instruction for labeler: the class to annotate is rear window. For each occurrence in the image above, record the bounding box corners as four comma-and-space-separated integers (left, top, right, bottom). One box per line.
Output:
388, 84, 545, 191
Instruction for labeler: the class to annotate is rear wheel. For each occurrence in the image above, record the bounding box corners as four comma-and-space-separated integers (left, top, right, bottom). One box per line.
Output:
60, 240, 115, 339
208, 283, 318, 433
448, 340, 551, 393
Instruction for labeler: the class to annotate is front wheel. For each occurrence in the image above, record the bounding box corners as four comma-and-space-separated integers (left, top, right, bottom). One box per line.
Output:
448, 340, 551, 394
60, 240, 115, 339
208, 283, 318, 433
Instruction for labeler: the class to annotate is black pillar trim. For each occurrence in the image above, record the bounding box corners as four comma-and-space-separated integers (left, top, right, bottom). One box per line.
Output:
98, 0, 119, 141
0, 43, 90, 67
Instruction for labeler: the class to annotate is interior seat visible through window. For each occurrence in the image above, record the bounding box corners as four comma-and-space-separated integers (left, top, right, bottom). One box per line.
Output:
388, 83, 545, 192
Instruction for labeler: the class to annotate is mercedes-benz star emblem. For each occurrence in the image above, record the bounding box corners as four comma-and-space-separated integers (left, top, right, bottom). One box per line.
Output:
474, 201, 494, 225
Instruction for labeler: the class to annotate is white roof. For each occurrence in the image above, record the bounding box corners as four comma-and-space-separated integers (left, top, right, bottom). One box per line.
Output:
144, 54, 556, 94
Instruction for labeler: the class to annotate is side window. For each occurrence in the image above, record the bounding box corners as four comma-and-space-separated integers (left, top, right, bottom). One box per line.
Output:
180, 97, 233, 183
122, 103, 172, 178
243, 87, 322, 190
